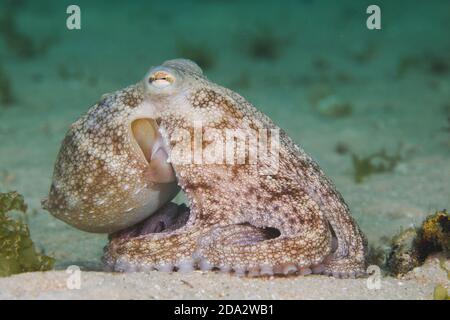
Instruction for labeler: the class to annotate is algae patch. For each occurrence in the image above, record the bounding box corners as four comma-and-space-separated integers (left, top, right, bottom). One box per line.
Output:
415, 210, 450, 261
433, 284, 449, 300
0, 61, 15, 106
241, 26, 287, 61
351, 147, 403, 183
0, 191, 54, 277
386, 210, 450, 277
176, 42, 216, 71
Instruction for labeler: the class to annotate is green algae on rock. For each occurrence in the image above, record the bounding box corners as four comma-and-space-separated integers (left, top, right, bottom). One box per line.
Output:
0, 191, 54, 277
386, 210, 450, 276
385, 227, 420, 275
433, 284, 449, 300
415, 210, 450, 261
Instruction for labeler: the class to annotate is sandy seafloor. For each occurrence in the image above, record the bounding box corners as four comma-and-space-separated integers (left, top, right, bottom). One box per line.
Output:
0, 0, 449, 299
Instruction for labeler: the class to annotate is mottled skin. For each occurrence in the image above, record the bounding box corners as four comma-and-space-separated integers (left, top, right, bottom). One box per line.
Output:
44, 59, 367, 277
42, 87, 179, 233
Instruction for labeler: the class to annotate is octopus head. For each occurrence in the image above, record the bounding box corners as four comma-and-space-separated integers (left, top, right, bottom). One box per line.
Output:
42, 82, 180, 233
43, 59, 206, 237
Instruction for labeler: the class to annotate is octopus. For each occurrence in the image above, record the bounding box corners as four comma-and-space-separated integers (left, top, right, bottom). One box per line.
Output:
42, 59, 367, 278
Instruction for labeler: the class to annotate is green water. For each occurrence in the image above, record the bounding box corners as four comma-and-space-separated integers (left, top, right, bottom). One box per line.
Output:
0, 0, 449, 268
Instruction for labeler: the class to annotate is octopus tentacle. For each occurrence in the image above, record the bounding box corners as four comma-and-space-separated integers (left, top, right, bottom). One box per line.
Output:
196, 223, 332, 276
104, 227, 201, 272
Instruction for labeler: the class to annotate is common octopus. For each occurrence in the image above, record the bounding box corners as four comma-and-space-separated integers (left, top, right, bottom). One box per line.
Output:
43, 59, 367, 278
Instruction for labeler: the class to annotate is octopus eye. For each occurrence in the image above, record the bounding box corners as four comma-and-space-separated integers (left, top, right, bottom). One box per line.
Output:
148, 71, 175, 88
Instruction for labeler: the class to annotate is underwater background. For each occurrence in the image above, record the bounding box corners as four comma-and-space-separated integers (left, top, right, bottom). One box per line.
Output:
0, 0, 449, 270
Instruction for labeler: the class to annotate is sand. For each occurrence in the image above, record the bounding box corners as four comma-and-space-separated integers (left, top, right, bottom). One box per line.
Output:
0, 255, 450, 299
0, 256, 448, 300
